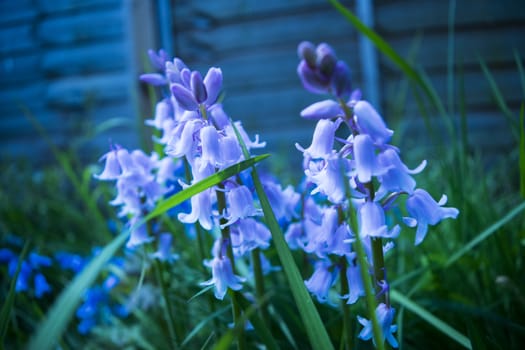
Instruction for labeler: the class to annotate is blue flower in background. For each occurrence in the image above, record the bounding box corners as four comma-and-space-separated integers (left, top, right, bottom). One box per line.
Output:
0, 248, 52, 298
358, 303, 398, 348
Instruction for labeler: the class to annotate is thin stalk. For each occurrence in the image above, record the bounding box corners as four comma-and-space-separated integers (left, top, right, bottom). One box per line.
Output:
216, 187, 246, 350
251, 248, 269, 325
341, 158, 384, 350
149, 244, 180, 350
339, 258, 353, 350
371, 238, 387, 305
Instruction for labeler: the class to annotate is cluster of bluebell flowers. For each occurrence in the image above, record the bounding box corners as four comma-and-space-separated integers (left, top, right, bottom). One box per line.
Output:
97, 50, 298, 302
289, 41, 459, 347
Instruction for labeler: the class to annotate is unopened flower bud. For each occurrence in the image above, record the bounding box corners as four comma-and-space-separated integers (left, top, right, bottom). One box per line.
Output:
298, 41, 317, 68
190, 71, 208, 104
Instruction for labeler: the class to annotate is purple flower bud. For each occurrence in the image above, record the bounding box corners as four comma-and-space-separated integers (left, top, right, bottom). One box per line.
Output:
139, 73, 167, 86
179, 68, 191, 87
297, 41, 317, 68
297, 60, 331, 94
316, 43, 337, 77
403, 189, 459, 245
190, 71, 208, 104
354, 100, 393, 145
300, 99, 342, 120
203, 67, 223, 106
171, 83, 199, 111
147, 49, 169, 70
331, 61, 352, 98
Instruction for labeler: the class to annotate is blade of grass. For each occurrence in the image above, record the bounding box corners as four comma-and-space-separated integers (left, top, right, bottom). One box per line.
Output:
328, 0, 448, 119
0, 240, 31, 344
444, 200, 525, 268
229, 121, 334, 350
390, 289, 472, 349
28, 155, 269, 350
479, 58, 519, 139
520, 104, 525, 198
180, 306, 229, 348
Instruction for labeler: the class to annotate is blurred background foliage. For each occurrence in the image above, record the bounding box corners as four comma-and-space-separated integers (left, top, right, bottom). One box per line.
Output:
1, 0, 524, 349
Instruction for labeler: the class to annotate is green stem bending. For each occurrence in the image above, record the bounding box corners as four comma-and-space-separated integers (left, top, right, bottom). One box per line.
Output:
151, 253, 180, 350
339, 258, 353, 350
371, 237, 388, 306
216, 187, 246, 350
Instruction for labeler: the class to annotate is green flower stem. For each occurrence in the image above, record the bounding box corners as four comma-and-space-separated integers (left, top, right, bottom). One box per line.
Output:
339, 257, 353, 350
150, 249, 180, 349
216, 186, 246, 350
250, 248, 269, 325
341, 158, 384, 350
371, 238, 387, 305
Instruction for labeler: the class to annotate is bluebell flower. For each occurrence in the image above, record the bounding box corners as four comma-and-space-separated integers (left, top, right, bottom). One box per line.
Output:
221, 185, 262, 228
376, 148, 427, 197
151, 233, 180, 262
403, 189, 459, 245
296, 119, 340, 159
1, 249, 52, 298
297, 41, 352, 99
178, 189, 215, 230
343, 263, 365, 304
55, 251, 86, 273
359, 201, 400, 239
353, 100, 393, 145
201, 253, 245, 300
357, 303, 398, 348
306, 155, 349, 204
230, 218, 271, 256
305, 260, 338, 303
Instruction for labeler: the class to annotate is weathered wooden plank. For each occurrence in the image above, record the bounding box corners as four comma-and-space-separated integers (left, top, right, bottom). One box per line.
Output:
379, 26, 525, 72
382, 67, 523, 116
186, 44, 360, 92
46, 73, 130, 109
0, 0, 38, 26
36, 0, 122, 14
0, 53, 42, 87
0, 24, 37, 55
42, 41, 126, 77
0, 82, 47, 114
377, 0, 525, 33
37, 8, 123, 45
179, 9, 359, 54
188, 0, 331, 20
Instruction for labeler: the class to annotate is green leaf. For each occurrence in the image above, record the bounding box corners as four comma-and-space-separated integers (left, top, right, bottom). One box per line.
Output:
390, 290, 472, 349
479, 58, 519, 139
250, 168, 334, 350
28, 155, 270, 350
444, 200, 525, 268
520, 104, 525, 198
146, 154, 269, 220
328, 0, 447, 118
0, 240, 31, 343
